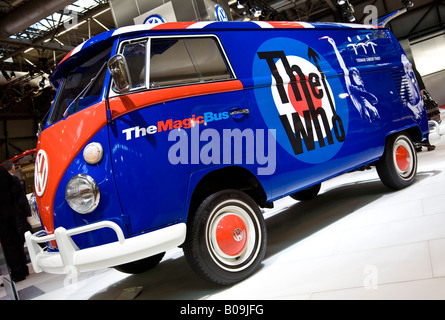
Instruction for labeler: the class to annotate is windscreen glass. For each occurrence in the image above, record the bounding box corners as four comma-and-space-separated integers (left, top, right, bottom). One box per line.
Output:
48, 47, 111, 126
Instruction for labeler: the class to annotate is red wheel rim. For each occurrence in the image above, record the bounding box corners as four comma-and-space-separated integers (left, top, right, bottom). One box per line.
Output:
215, 214, 248, 257
395, 145, 411, 172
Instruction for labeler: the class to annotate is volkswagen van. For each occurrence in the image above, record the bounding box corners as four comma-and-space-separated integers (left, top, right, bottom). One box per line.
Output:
26, 21, 433, 285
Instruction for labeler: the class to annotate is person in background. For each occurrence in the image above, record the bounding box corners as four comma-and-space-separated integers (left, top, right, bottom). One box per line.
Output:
0, 165, 29, 282
1, 160, 32, 241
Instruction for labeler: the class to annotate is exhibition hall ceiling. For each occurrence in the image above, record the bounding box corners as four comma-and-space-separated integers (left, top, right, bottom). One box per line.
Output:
0, 0, 441, 118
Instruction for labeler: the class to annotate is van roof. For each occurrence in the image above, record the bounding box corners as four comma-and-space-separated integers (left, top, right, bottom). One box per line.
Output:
51, 21, 380, 87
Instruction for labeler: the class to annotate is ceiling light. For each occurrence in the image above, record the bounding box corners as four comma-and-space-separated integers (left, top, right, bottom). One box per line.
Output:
251, 8, 262, 18
337, 0, 356, 23
402, 0, 414, 8
38, 77, 46, 89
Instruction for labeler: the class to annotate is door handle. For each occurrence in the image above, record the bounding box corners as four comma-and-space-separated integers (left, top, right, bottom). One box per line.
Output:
229, 108, 250, 117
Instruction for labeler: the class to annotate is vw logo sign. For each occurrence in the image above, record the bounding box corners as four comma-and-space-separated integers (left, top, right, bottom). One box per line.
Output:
34, 149, 49, 196
215, 5, 228, 21
144, 14, 166, 25
233, 228, 244, 242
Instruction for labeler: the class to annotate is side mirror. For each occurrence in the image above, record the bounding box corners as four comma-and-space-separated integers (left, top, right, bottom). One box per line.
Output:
108, 54, 132, 93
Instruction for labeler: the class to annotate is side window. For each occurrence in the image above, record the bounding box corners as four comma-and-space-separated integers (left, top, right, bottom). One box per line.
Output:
149, 37, 233, 88
120, 40, 147, 90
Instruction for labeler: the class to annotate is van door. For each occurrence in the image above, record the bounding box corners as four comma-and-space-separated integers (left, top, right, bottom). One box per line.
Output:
108, 36, 256, 235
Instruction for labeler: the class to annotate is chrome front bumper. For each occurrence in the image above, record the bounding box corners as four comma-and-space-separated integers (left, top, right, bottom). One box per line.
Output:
25, 221, 186, 275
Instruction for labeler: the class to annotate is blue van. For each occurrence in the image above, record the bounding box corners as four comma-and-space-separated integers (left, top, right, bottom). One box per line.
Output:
26, 21, 432, 285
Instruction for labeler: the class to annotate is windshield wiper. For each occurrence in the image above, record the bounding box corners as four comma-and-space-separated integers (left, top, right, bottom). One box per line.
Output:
63, 62, 107, 118
37, 107, 51, 138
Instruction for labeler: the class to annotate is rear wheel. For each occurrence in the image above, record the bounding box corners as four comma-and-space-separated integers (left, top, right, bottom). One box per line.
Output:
376, 133, 417, 190
183, 190, 267, 285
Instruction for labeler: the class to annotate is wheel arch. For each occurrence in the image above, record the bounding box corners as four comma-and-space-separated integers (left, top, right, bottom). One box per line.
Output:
402, 125, 424, 143
385, 124, 424, 144
187, 166, 268, 222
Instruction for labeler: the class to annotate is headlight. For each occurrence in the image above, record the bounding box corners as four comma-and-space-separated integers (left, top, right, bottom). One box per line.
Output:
65, 174, 100, 214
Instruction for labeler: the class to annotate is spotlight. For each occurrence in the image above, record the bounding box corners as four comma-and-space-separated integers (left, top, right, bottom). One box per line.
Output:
250, 7, 262, 18
337, 0, 356, 22
242, 14, 251, 21
346, 13, 356, 22
38, 77, 46, 89
401, 0, 414, 8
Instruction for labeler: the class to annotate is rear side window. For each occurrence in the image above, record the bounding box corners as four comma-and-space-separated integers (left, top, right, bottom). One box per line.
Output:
149, 37, 234, 88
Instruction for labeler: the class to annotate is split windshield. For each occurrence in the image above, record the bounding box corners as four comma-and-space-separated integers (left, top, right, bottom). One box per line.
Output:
47, 47, 112, 126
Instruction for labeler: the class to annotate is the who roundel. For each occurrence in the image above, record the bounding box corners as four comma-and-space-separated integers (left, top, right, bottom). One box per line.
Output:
34, 149, 49, 196
253, 37, 349, 164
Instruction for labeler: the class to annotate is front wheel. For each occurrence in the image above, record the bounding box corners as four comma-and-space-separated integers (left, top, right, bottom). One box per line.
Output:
183, 190, 267, 285
376, 133, 417, 190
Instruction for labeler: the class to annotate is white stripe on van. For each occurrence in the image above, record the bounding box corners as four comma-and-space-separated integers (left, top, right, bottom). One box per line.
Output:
187, 21, 214, 29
